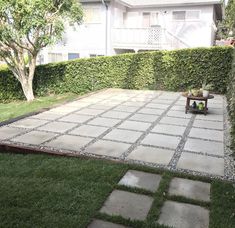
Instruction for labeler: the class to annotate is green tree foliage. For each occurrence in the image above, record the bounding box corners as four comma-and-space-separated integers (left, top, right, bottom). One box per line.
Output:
218, 0, 235, 38
225, 0, 235, 37
0, 0, 83, 101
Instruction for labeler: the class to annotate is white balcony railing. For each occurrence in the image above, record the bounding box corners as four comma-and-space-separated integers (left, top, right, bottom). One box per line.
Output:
113, 27, 190, 50
113, 27, 163, 49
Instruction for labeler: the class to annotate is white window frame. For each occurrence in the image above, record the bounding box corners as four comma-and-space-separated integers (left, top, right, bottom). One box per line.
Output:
48, 53, 63, 63
142, 11, 160, 27
83, 6, 102, 24
90, 54, 104, 58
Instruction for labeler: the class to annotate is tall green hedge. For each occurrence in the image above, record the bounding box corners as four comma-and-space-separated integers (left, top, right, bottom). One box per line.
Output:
227, 49, 235, 156
0, 46, 233, 102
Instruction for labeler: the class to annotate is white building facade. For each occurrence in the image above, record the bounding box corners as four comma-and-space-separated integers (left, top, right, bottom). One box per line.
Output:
39, 0, 223, 64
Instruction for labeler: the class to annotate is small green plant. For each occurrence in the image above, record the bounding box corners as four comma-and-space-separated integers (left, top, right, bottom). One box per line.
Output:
202, 81, 214, 91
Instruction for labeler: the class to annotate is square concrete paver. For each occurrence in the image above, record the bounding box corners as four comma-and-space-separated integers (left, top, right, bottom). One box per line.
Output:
32, 111, 63, 120
49, 106, 79, 114
118, 120, 151, 132
196, 114, 223, 122
167, 110, 192, 119
177, 152, 224, 176
44, 135, 92, 151
88, 104, 111, 110
76, 108, 105, 116
209, 108, 223, 115
38, 121, 77, 133
69, 125, 108, 137
170, 105, 185, 111
58, 113, 93, 123
158, 201, 209, 228
127, 146, 175, 165
12, 131, 57, 145
114, 105, 139, 113
88, 220, 128, 228
184, 138, 224, 156
189, 128, 223, 142
138, 108, 164, 115
102, 111, 131, 119
118, 170, 162, 192
10, 118, 48, 129
100, 190, 154, 221
151, 124, 186, 136
152, 99, 174, 104
129, 113, 158, 123
122, 101, 146, 107
85, 140, 131, 157
193, 119, 223, 130
103, 129, 142, 143
168, 178, 211, 202
160, 117, 190, 126
0, 126, 27, 140
88, 117, 121, 127
146, 103, 170, 109
142, 133, 181, 150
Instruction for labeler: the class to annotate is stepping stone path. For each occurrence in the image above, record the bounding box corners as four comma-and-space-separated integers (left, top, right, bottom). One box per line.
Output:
88, 170, 211, 228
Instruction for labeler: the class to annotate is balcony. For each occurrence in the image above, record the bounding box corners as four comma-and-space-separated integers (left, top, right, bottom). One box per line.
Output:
113, 27, 190, 51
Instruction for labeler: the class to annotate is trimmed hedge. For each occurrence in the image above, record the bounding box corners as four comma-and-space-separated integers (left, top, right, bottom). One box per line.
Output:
227, 49, 235, 156
0, 46, 233, 102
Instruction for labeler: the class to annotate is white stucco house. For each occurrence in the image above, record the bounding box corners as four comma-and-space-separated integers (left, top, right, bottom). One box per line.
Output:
38, 0, 223, 64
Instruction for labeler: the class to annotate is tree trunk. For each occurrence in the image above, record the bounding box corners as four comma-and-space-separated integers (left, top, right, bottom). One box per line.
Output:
20, 79, 34, 102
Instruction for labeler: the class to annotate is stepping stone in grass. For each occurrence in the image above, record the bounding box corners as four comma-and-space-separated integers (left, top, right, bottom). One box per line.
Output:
168, 178, 211, 202
118, 170, 162, 192
158, 201, 209, 228
100, 190, 153, 221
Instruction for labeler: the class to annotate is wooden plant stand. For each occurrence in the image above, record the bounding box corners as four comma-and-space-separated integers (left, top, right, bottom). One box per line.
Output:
183, 94, 214, 115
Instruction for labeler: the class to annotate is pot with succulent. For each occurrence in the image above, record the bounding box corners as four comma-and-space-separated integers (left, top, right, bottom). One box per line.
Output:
201, 82, 213, 98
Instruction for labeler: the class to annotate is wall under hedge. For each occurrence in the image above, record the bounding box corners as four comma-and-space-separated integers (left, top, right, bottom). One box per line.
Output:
0, 46, 233, 102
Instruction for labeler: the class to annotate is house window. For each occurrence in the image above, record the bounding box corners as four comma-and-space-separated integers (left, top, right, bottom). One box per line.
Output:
68, 53, 80, 60
173, 11, 200, 20
187, 11, 200, 20
48, 53, 63, 63
83, 7, 101, 24
142, 12, 159, 27
173, 11, 186, 20
90, 54, 104, 58
142, 12, 151, 27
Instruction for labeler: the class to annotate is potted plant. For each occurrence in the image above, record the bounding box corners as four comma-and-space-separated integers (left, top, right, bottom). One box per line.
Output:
201, 82, 213, 98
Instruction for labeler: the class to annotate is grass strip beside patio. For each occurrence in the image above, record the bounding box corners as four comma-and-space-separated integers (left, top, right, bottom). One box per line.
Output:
0, 93, 77, 123
0, 153, 234, 228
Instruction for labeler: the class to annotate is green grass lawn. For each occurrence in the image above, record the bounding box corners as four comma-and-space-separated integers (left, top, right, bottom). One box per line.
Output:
0, 94, 78, 123
0, 153, 234, 228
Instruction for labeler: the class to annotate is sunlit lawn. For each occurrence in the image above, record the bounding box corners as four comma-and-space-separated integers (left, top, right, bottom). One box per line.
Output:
0, 93, 77, 123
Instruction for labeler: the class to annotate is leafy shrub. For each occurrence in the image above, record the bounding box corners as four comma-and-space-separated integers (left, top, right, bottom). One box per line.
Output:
0, 46, 233, 102
227, 49, 235, 156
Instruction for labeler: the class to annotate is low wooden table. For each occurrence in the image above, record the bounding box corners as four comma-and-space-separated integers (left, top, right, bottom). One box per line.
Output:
183, 94, 214, 115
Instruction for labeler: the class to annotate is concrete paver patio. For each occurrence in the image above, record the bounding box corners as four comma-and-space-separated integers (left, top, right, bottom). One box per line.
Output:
0, 89, 233, 180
